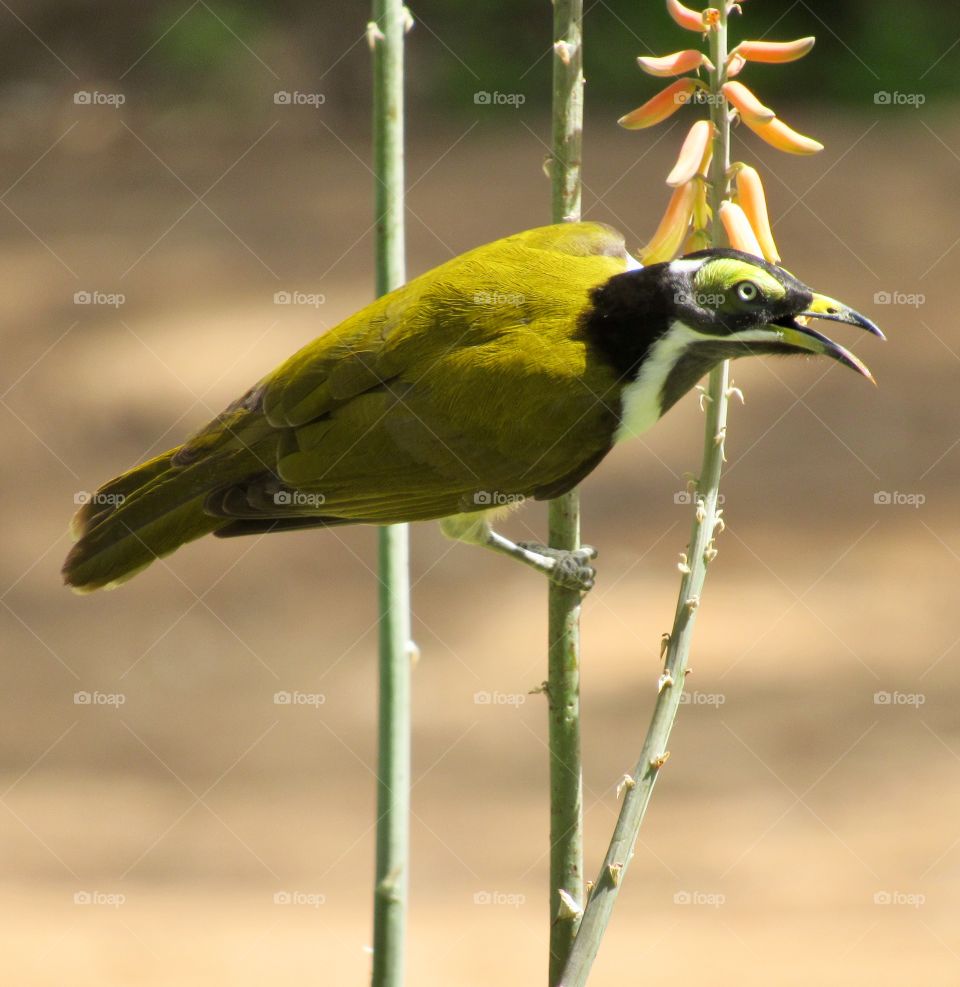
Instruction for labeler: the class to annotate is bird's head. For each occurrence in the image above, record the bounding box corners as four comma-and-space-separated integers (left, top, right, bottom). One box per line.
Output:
583, 249, 884, 437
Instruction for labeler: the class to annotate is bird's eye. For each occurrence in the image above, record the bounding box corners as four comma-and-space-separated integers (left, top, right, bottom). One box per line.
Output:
736, 281, 760, 302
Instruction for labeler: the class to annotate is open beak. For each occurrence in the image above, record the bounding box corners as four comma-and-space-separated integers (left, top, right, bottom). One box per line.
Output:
774, 291, 885, 382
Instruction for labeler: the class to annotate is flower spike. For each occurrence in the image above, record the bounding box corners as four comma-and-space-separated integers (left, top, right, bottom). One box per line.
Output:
619, 78, 701, 129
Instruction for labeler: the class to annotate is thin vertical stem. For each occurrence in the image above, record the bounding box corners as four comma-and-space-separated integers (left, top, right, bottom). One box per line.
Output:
558, 9, 733, 986
548, 1, 585, 984
371, 1, 410, 985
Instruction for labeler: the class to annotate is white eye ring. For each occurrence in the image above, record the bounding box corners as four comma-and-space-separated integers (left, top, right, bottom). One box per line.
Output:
736, 281, 759, 302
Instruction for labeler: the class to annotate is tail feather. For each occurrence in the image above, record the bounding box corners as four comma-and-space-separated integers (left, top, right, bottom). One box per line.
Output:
63, 445, 266, 592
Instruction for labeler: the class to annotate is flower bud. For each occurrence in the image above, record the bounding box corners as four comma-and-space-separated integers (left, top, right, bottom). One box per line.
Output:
733, 37, 816, 64
637, 49, 712, 77
719, 201, 763, 257
666, 119, 715, 187
618, 78, 701, 129
735, 165, 779, 263
666, 0, 707, 32
643, 182, 697, 263
721, 81, 775, 125
743, 115, 824, 154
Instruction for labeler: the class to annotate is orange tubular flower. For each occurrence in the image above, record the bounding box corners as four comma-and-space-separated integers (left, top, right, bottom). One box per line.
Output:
666, 119, 715, 187
721, 81, 775, 125
743, 115, 824, 154
732, 37, 816, 64
637, 49, 712, 77
719, 201, 763, 257
618, 78, 701, 129
735, 165, 779, 263
725, 53, 746, 78
667, 0, 706, 32
643, 181, 698, 264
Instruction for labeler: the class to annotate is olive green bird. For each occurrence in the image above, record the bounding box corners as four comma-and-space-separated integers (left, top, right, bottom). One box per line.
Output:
63, 222, 882, 593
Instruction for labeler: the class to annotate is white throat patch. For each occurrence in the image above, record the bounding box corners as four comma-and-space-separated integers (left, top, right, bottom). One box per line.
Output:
614, 319, 704, 443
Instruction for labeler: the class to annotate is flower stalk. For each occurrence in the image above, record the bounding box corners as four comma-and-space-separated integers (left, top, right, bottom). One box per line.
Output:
559, 3, 823, 982
370, 0, 412, 984
547, 0, 586, 983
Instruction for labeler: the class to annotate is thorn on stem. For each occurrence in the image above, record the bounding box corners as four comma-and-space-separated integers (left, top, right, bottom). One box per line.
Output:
366, 21, 385, 48
660, 632, 671, 659
606, 862, 623, 887
557, 888, 583, 920
658, 671, 675, 693
616, 773, 636, 798
650, 750, 671, 769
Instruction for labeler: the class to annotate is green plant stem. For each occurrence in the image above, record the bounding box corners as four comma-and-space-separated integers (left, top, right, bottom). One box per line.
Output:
558, 10, 733, 986
547, 1, 585, 984
371, 1, 410, 985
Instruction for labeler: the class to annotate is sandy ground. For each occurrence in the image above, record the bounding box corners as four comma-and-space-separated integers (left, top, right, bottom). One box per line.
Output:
1, 97, 959, 985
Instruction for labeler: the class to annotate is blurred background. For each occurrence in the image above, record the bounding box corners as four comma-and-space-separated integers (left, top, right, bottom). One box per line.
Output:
1, 1, 958, 983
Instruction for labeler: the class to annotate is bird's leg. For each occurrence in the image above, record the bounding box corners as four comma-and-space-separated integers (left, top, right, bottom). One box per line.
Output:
439, 514, 597, 591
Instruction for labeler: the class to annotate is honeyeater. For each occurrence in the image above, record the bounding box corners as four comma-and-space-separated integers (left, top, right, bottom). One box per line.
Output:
62, 222, 882, 593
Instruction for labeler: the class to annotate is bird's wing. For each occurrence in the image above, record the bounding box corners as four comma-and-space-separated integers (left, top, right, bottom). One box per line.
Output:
208, 222, 632, 524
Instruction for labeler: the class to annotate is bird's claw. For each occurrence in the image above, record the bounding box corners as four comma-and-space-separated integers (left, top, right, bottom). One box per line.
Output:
515, 542, 598, 591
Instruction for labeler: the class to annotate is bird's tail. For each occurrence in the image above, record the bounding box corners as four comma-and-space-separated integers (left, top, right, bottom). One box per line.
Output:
62, 439, 266, 593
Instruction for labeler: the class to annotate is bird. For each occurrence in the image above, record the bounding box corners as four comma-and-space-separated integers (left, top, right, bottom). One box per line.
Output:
62, 222, 883, 594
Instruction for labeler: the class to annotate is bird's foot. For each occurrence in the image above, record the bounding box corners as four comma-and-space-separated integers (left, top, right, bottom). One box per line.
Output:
517, 543, 598, 591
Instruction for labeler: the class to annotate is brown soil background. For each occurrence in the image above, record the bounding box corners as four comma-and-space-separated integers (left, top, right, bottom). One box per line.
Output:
1, 100, 958, 985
